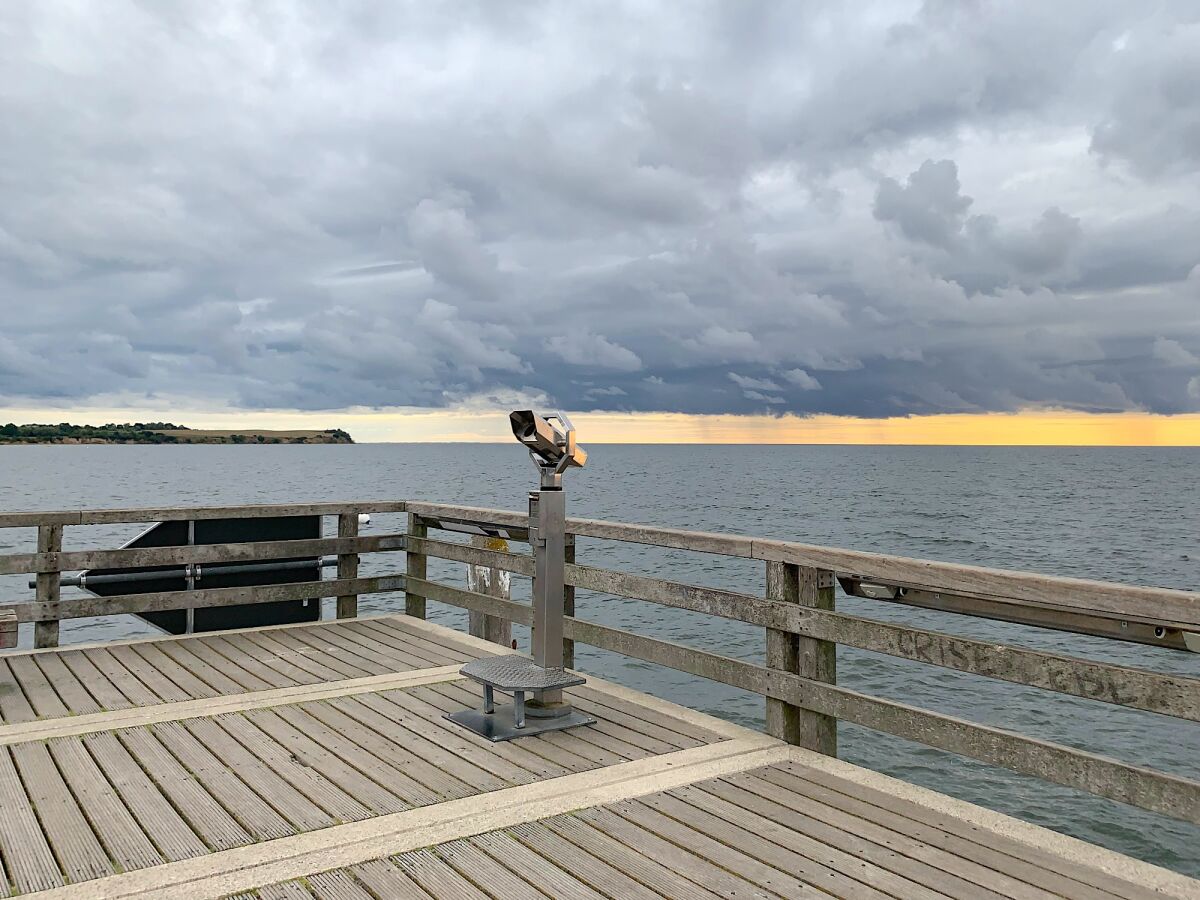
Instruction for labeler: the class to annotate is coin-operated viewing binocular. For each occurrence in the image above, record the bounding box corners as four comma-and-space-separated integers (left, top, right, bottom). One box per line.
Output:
447, 409, 596, 741
509, 410, 587, 486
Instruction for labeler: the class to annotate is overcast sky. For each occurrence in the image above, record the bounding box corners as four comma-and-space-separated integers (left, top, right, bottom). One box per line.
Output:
2, 1, 1198, 422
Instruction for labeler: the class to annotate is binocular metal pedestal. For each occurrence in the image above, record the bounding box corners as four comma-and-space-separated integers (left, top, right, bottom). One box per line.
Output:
448, 409, 595, 743
446, 655, 594, 742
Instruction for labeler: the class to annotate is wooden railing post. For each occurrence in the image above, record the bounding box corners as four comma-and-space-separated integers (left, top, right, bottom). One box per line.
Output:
34, 523, 63, 648
335, 513, 359, 619
563, 534, 576, 668
0, 608, 17, 650
467, 536, 513, 646
766, 560, 837, 755
405, 513, 427, 619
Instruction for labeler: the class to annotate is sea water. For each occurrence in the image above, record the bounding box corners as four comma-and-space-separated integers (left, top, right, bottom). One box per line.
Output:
2, 443, 1197, 874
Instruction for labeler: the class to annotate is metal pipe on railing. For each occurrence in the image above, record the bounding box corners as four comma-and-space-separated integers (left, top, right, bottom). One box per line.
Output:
31, 557, 337, 589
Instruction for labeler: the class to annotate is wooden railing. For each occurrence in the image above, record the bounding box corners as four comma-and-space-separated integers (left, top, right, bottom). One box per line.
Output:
0, 502, 407, 646
403, 500, 1200, 830
1, 498, 1198, 830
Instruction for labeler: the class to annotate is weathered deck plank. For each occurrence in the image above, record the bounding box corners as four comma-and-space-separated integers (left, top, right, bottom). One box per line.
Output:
274, 629, 388, 677
737, 768, 1114, 900
127, 641, 221, 699
58, 649, 135, 710
649, 784, 946, 900
313, 696, 507, 797
470, 830, 608, 899
758, 762, 1151, 900
2, 667, 720, 892
345, 859, 432, 898
507, 820, 663, 900
171, 638, 273, 692
106, 643, 194, 703
354, 690, 571, 782
305, 869, 376, 900
49, 738, 166, 871
236, 631, 368, 683
0, 618, 473, 724
5, 653, 70, 718
32, 652, 103, 714
155, 639, 252, 695
0, 615, 1194, 900
718, 772, 1056, 900
214, 713, 377, 823
150, 720, 298, 842
0, 658, 38, 723
273, 704, 453, 803
392, 849, 494, 899
116, 726, 254, 852
571, 805, 772, 898
257, 881, 313, 900
607, 797, 833, 898
0, 747, 63, 893
345, 619, 473, 666
9, 741, 112, 884
243, 707, 422, 813
83, 730, 210, 862
286, 624, 424, 673
201, 635, 301, 688
538, 815, 721, 899
85, 647, 164, 706
433, 839, 551, 900
182, 716, 337, 833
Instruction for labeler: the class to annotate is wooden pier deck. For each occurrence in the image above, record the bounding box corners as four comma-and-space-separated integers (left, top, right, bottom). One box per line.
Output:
0, 615, 1194, 900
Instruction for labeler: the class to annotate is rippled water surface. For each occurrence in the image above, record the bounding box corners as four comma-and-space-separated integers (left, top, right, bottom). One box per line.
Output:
2, 443, 1198, 875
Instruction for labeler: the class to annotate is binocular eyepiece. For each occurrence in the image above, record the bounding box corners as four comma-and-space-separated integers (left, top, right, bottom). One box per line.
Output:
509, 410, 587, 471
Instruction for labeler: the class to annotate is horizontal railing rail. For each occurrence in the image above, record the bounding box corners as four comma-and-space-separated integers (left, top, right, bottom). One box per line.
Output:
2, 496, 1198, 829
0, 534, 406, 576
0, 501, 407, 529
9, 575, 407, 624
406, 501, 1200, 640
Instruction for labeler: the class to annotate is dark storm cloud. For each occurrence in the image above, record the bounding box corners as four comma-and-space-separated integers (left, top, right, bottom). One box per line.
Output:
1, 1, 1198, 418
875, 159, 977, 250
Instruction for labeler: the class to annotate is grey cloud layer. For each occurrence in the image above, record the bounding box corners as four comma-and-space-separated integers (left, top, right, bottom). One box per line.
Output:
1, 1, 1198, 417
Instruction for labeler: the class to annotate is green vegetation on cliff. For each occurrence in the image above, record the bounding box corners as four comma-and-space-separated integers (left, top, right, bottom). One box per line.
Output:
0, 423, 354, 445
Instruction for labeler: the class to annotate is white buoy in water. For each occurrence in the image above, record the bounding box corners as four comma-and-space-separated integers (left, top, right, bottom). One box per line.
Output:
358, 513, 371, 527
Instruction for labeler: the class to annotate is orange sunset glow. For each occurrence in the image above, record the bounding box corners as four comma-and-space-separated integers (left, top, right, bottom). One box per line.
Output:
7, 405, 1199, 446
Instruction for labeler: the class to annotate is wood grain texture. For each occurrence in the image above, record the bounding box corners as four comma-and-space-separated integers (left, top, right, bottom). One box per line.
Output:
3, 616, 1194, 899
398, 578, 1200, 822
336, 514, 360, 620
753, 536, 1200, 628
764, 560, 802, 745
0, 501, 406, 529
0, 746, 63, 893
562, 616, 1200, 826
6, 575, 406, 623
766, 563, 837, 755
0, 608, 16, 650
405, 514, 428, 619
0, 534, 405, 577
408, 501, 1200, 627
466, 536, 513, 648
34, 523, 62, 648
413, 544, 1200, 722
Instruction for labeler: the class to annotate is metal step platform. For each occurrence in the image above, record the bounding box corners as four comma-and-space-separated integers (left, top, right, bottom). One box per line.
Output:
446, 655, 595, 741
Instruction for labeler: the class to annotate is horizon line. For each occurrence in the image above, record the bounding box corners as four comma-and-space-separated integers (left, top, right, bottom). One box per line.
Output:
2, 407, 1199, 447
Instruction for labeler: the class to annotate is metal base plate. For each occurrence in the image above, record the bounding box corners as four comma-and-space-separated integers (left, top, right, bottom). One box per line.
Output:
445, 705, 595, 743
